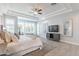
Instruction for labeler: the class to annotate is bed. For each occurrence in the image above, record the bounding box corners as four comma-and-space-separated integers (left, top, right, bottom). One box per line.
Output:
0, 35, 43, 56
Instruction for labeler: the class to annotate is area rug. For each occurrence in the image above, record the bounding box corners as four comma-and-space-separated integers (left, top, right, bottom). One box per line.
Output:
23, 41, 57, 56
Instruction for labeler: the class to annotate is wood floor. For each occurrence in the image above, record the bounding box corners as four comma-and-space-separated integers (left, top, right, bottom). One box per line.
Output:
45, 41, 79, 56
24, 38, 79, 56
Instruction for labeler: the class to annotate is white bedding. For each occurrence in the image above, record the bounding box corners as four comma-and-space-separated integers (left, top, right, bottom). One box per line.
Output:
0, 35, 43, 55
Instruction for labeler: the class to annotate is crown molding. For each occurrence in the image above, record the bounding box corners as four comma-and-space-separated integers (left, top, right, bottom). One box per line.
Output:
39, 4, 72, 22
7, 10, 39, 21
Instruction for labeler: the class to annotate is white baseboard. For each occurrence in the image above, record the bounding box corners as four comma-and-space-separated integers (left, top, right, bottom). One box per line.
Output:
60, 40, 79, 46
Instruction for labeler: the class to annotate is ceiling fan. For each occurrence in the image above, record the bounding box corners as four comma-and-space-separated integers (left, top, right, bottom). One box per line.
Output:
29, 3, 56, 15
30, 7, 43, 15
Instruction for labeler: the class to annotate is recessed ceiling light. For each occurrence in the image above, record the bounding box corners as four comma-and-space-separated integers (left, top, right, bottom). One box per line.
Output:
34, 12, 38, 15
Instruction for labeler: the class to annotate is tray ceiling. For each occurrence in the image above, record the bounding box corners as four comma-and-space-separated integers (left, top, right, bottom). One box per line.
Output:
0, 3, 78, 21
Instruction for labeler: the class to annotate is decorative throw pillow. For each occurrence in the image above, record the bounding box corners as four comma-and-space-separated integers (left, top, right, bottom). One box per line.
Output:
14, 33, 19, 39
0, 36, 4, 44
5, 31, 12, 43
0, 31, 6, 43
11, 34, 18, 43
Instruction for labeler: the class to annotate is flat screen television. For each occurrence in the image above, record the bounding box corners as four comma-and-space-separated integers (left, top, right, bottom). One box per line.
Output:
48, 25, 59, 32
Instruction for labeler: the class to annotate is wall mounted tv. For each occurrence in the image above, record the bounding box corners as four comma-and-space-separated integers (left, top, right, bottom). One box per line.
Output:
48, 25, 59, 32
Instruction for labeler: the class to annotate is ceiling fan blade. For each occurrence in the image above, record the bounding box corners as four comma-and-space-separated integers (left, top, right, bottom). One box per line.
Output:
38, 9, 42, 12
38, 13, 42, 14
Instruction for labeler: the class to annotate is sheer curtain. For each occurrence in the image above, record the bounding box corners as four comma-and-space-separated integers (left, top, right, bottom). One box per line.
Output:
4, 15, 37, 35
18, 19, 37, 35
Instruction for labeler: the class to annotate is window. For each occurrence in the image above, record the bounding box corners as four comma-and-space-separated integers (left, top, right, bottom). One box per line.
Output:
5, 15, 37, 35
5, 15, 16, 34
18, 18, 37, 35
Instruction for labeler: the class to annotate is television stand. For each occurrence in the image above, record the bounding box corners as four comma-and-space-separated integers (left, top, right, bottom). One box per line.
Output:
46, 32, 60, 41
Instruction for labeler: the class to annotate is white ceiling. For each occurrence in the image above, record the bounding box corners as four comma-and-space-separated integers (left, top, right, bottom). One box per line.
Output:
0, 3, 79, 21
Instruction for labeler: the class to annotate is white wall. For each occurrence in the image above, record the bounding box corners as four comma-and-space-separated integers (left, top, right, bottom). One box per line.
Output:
38, 10, 79, 45
37, 12, 67, 38
37, 22, 48, 38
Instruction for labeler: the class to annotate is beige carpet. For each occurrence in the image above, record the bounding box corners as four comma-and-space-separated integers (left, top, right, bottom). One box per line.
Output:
45, 42, 79, 56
